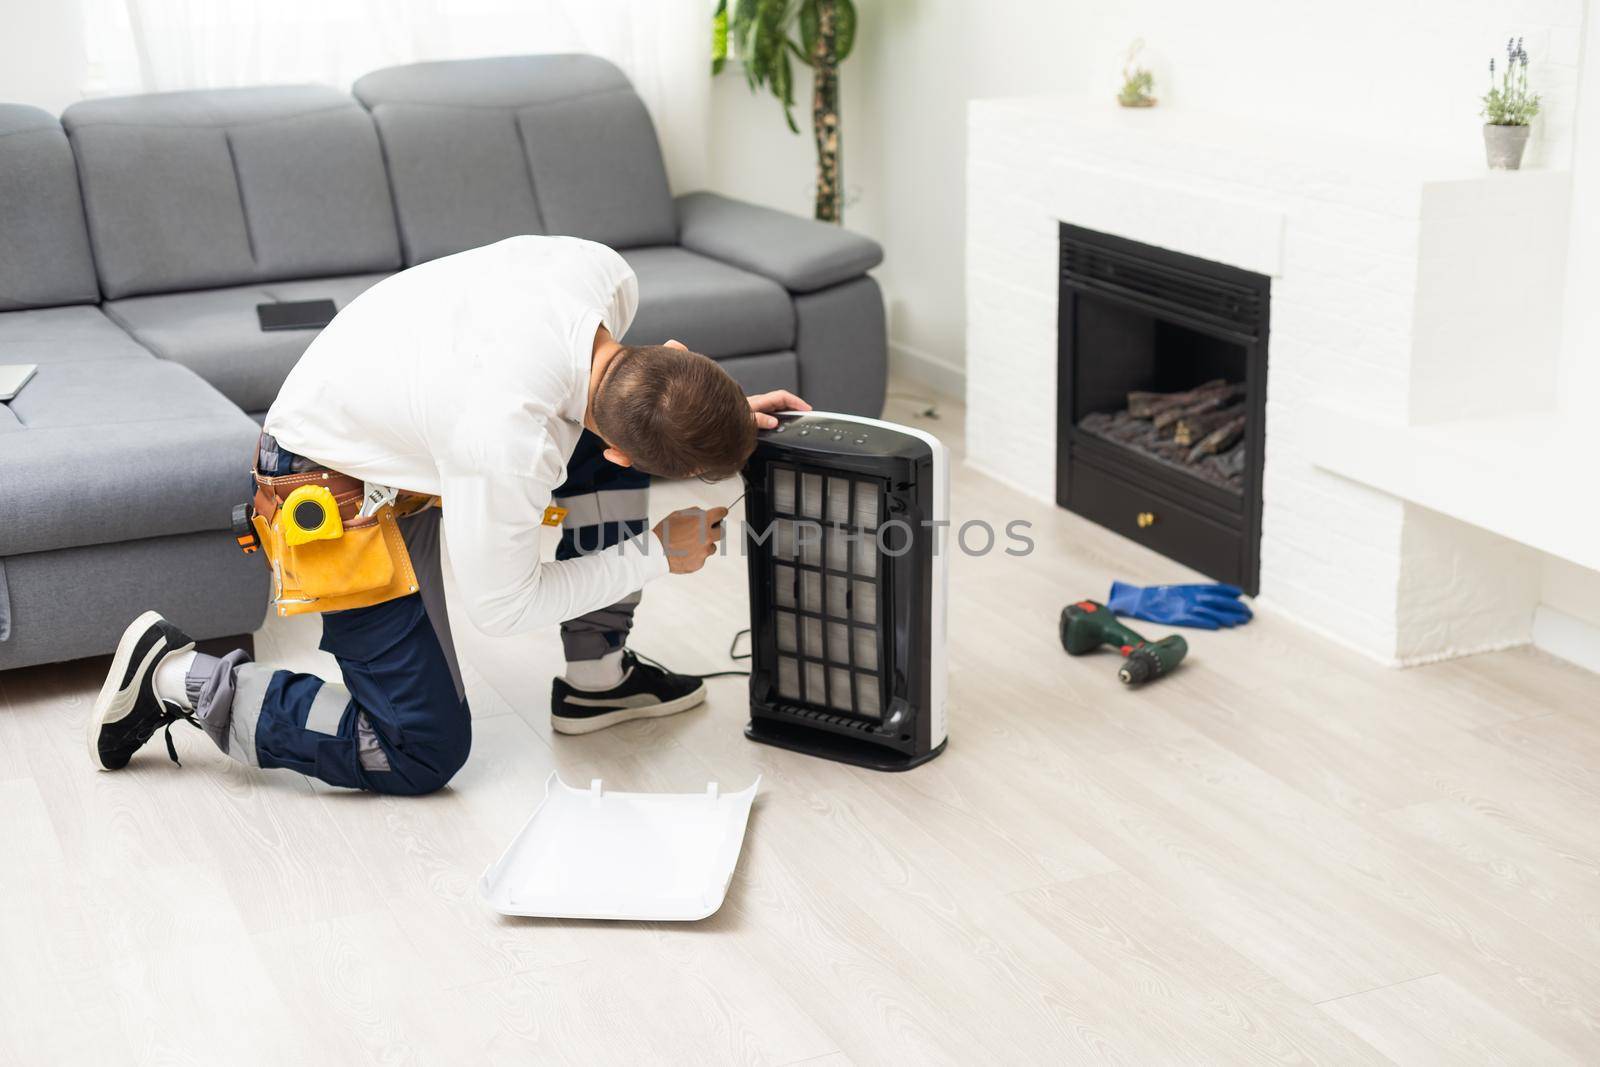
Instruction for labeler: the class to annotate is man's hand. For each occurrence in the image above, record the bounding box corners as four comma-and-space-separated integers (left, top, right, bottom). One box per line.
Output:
747, 390, 812, 430
653, 506, 728, 574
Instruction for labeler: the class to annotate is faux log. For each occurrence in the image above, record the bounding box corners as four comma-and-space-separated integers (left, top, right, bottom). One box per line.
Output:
1083, 411, 1191, 461
1126, 379, 1228, 419
1187, 413, 1246, 462
1172, 401, 1246, 445
1152, 385, 1245, 433
1079, 409, 1247, 492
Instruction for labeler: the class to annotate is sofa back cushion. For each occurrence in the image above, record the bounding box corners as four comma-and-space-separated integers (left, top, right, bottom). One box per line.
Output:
354, 55, 676, 264
0, 106, 99, 311
62, 86, 401, 299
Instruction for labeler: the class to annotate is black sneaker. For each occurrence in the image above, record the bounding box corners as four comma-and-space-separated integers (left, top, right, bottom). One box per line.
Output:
86, 611, 200, 770
550, 650, 707, 735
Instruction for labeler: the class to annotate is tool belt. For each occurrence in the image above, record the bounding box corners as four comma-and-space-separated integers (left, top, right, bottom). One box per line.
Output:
234, 452, 433, 618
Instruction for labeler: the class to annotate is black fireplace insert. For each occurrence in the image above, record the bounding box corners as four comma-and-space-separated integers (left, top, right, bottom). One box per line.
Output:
1056, 223, 1269, 594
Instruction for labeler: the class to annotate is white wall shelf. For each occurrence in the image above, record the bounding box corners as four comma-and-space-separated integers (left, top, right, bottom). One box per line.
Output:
1306, 405, 1595, 572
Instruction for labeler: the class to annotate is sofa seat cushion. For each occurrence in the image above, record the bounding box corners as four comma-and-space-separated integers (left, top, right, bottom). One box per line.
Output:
0, 305, 152, 364
0, 358, 261, 555
105, 272, 390, 413
620, 247, 794, 358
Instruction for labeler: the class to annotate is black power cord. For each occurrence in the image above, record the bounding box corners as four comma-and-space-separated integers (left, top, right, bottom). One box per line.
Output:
633, 628, 751, 680
594, 474, 751, 680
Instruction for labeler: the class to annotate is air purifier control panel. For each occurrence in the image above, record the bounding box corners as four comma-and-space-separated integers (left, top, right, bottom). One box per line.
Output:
765, 413, 923, 460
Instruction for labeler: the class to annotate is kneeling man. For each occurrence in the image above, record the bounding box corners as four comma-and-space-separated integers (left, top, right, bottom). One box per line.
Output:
87, 235, 807, 794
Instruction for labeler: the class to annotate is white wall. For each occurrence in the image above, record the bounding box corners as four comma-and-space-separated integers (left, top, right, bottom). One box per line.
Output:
711, 2, 1084, 393
1560, 0, 1600, 412
0, 0, 710, 193
708, 0, 1583, 393
0, 0, 89, 113
1541, 0, 1600, 656
1537, 557, 1600, 672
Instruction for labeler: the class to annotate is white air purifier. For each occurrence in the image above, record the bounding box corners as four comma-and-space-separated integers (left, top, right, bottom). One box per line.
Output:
740, 412, 948, 770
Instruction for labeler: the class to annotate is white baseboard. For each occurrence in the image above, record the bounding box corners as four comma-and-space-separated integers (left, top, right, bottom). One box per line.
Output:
1532, 604, 1600, 675
1259, 592, 1549, 669
1250, 595, 1404, 668
962, 455, 1053, 505
888, 341, 965, 401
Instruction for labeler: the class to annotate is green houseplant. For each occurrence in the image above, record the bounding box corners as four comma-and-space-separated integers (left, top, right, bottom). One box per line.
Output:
1481, 37, 1540, 170
1117, 40, 1157, 108
712, 0, 858, 223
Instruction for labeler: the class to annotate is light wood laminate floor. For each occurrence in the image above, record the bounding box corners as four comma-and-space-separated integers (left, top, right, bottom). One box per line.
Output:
5, 388, 1600, 1065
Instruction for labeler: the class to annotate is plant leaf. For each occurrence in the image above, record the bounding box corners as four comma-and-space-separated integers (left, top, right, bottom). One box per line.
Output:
775, 46, 792, 100
753, 0, 785, 90
711, 0, 728, 74
835, 0, 856, 62
730, 0, 757, 58
798, 0, 819, 60
777, 49, 800, 131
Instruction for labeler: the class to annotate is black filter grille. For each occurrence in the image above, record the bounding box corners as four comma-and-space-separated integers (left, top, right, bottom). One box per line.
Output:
1061, 237, 1266, 337
766, 463, 887, 721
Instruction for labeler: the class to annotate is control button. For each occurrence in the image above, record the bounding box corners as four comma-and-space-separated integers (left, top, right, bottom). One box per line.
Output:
798, 429, 809, 436
854, 436, 867, 444
832, 433, 843, 441
774, 423, 786, 432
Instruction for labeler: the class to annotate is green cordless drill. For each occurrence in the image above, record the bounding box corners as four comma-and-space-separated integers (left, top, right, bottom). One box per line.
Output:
1059, 599, 1188, 687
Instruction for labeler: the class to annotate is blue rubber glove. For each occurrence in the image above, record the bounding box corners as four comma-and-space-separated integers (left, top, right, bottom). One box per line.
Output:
1107, 581, 1253, 630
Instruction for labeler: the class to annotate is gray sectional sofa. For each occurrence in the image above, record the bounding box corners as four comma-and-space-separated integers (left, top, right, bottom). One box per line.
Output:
0, 54, 886, 672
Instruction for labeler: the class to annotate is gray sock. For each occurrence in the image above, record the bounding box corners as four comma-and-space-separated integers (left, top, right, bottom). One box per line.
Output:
187, 649, 252, 754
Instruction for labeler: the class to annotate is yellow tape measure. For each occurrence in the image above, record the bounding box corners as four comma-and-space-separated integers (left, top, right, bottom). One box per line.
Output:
281, 484, 343, 546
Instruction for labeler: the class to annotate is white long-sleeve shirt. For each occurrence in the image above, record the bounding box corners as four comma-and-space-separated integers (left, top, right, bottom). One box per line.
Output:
265, 235, 669, 637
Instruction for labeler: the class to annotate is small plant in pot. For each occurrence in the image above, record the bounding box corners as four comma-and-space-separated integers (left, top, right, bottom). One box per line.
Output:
1482, 37, 1540, 170
1118, 40, 1157, 108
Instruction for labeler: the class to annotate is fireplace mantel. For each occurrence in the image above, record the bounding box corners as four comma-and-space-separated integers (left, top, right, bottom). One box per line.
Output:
966, 94, 1572, 664
1307, 407, 1594, 572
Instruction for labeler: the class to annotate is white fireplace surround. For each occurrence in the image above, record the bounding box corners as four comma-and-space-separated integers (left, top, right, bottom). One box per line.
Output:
964, 97, 1581, 666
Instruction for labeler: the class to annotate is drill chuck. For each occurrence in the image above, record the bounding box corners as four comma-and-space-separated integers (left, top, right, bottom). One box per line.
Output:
1118, 635, 1188, 687
1118, 656, 1153, 686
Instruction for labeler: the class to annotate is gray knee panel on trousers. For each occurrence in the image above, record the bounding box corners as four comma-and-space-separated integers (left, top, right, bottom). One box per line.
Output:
399, 506, 463, 702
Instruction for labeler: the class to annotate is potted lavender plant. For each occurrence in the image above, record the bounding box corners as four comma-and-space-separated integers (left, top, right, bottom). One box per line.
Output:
1482, 37, 1540, 170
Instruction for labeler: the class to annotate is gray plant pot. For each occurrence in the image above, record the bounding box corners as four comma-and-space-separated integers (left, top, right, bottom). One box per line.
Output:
1483, 123, 1531, 170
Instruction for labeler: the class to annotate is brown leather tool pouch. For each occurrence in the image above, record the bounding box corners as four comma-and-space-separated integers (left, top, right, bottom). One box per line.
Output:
250, 463, 429, 618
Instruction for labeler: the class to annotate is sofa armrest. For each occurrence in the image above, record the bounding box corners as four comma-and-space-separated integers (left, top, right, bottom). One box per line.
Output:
675, 192, 882, 293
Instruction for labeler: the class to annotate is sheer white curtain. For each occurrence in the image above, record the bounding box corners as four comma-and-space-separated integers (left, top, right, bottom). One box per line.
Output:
83, 0, 710, 190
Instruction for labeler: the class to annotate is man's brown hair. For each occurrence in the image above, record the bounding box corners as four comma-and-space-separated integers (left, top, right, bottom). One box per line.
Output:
592, 345, 756, 480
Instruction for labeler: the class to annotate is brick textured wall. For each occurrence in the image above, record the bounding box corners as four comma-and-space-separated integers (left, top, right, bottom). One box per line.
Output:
965, 90, 1576, 663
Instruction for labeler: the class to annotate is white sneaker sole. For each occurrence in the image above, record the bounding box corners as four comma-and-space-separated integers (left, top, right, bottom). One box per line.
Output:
84, 610, 180, 771
551, 684, 707, 736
